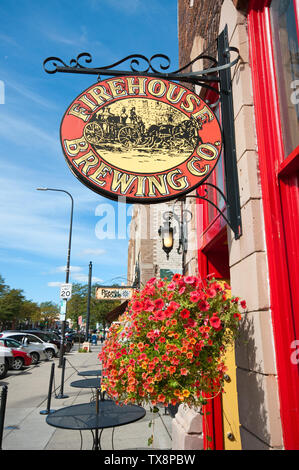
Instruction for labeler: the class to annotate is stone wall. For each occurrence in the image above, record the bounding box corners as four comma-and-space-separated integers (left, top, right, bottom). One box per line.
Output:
221, 0, 283, 448
176, 0, 283, 450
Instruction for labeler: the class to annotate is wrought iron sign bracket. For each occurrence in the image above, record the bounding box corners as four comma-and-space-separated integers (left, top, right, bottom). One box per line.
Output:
180, 182, 236, 234
43, 25, 242, 239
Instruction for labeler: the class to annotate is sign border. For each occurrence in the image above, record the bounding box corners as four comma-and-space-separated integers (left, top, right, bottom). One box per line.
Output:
59, 76, 223, 204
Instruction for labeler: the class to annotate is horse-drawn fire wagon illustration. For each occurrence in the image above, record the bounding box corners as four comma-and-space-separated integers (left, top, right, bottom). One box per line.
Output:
83, 103, 202, 152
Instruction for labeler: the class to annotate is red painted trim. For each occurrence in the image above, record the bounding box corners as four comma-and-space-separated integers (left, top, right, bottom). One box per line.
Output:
196, 85, 227, 451
248, 0, 299, 449
279, 144, 299, 176
197, 203, 227, 449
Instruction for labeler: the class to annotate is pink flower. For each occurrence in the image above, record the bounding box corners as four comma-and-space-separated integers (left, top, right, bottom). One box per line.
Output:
179, 286, 186, 295
198, 300, 210, 311
169, 301, 180, 310
143, 299, 155, 312
157, 280, 165, 288
209, 314, 222, 331
206, 288, 217, 298
184, 275, 196, 284
154, 298, 164, 310
132, 300, 143, 312
180, 308, 190, 319
154, 310, 166, 321
167, 281, 176, 291
187, 318, 197, 328
190, 291, 201, 302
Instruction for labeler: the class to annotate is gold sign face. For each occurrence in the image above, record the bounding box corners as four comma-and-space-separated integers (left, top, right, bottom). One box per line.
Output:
95, 287, 133, 301
60, 76, 222, 203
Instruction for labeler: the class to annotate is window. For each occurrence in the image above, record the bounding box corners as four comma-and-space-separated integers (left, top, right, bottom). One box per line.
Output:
28, 334, 42, 343
270, 0, 299, 157
248, 0, 299, 449
6, 339, 22, 348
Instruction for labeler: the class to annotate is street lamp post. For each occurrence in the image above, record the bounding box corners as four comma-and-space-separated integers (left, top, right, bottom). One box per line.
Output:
37, 187, 74, 368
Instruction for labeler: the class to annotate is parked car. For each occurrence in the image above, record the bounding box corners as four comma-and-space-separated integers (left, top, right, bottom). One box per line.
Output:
71, 331, 86, 343
0, 332, 55, 362
11, 349, 32, 370
0, 346, 13, 379
0, 337, 33, 370
21, 329, 72, 353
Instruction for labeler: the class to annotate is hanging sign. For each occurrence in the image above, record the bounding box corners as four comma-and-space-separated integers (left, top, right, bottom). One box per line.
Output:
60, 76, 222, 203
95, 286, 133, 301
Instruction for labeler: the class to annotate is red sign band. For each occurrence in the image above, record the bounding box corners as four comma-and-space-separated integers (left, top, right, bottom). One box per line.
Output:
60, 76, 222, 203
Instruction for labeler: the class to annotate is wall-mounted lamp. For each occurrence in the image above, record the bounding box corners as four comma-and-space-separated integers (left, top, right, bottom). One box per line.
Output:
158, 208, 192, 260
158, 213, 176, 260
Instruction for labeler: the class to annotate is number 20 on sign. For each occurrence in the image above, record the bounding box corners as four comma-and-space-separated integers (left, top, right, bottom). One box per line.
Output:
60, 283, 72, 300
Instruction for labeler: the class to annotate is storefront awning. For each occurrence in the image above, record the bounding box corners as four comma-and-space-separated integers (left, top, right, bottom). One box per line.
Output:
106, 300, 129, 323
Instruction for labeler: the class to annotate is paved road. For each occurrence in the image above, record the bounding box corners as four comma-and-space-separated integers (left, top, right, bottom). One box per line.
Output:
0, 344, 172, 451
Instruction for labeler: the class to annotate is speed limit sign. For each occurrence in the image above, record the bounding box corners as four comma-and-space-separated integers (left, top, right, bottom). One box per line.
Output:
60, 283, 72, 300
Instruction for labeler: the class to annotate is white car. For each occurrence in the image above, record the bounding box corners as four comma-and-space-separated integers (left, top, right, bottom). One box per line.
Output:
0, 346, 13, 378
0, 332, 57, 362
0, 336, 47, 366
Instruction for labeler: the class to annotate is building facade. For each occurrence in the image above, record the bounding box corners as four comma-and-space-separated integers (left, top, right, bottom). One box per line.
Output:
174, 0, 299, 450
126, 0, 298, 450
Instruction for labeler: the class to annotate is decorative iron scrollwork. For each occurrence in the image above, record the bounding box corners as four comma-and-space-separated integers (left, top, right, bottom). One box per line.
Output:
43, 47, 240, 91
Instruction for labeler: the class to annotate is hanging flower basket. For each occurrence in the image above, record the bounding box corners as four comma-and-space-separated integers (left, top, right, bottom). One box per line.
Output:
99, 274, 246, 409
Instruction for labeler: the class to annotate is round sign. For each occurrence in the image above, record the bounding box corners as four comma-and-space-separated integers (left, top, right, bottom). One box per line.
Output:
60, 76, 222, 203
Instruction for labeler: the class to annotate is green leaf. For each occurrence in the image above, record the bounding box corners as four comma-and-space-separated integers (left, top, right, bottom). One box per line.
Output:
169, 380, 179, 388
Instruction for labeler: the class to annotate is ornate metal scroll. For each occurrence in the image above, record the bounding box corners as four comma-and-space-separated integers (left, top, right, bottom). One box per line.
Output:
43, 47, 239, 92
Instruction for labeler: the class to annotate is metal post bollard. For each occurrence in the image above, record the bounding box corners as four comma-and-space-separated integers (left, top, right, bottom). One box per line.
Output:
40, 363, 55, 415
56, 357, 69, 399
0, 385, 8, 450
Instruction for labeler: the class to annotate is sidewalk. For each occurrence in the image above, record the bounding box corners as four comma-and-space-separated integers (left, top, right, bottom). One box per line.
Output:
0, 344, 173, 451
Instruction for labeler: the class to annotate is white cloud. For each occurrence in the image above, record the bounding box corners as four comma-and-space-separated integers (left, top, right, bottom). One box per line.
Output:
56, 265, 83, 273
48, 281, 62, 287
80, 249, 106, 256
0, 112, 59, 153
72, 273, 103, 284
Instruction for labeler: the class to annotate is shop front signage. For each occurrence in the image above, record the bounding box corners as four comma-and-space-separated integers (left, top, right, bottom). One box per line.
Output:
95, 286, 133, 301
60, 76, 222, 203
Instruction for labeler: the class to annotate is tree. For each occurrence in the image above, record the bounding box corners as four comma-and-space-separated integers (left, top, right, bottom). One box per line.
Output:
0, 275, 8, 297
66, 282, 121, 331
91, 294, 120, 330
0, 288, 25, 329
39, 301, 59, 328
20, 300, 41, 327
66, 283, 88, 329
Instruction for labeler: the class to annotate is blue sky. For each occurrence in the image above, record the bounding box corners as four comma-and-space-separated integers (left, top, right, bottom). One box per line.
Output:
0, 0, 178, 305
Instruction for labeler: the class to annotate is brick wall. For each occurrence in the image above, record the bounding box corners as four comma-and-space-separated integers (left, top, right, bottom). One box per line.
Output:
178, 0, 224, 73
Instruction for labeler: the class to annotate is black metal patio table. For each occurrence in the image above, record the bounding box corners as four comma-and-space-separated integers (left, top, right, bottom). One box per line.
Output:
77, 369, 102, 377
71, 378, 101, 389
70, 377, 102, 401
46, 398, 146, 450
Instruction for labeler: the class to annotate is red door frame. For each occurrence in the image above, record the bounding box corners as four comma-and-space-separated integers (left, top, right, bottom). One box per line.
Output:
248, 0, 299, 449
195, 86, 229, 450
197, 218, 228, 450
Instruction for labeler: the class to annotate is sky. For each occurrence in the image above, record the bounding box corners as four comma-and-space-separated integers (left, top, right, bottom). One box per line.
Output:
0, 0, 179, 305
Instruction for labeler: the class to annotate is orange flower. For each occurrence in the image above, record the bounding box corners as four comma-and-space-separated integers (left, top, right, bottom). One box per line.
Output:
158, 394, 166, 403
